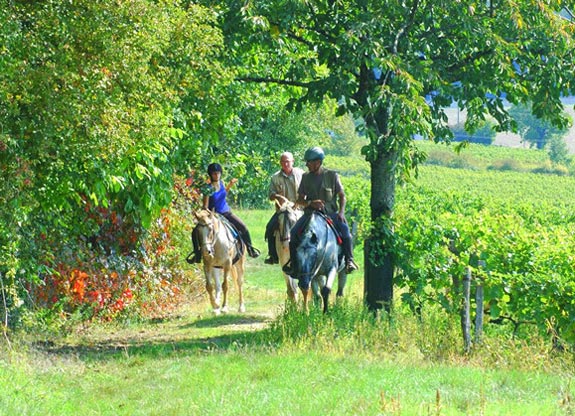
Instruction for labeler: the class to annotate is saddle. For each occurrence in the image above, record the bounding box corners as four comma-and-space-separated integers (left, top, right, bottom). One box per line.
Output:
216, 213, 245, 264
297, 210, 343, 245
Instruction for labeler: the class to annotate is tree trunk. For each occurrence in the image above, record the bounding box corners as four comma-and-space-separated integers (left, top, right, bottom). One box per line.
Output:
364, 148, 397, 312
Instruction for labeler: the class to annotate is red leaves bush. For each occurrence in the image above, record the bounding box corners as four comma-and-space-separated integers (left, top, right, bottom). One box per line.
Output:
27, 176, 203, 322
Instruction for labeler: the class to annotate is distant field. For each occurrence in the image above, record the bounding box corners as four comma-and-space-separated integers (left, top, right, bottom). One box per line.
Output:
443, 101, 575, 153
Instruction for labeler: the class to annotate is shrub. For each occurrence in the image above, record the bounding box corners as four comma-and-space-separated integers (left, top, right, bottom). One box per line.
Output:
487, 158, 524, 172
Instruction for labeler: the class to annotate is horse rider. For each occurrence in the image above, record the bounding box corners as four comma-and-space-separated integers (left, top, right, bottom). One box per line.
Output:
282, 146, 359, 274
264, 151, 304, 264
191, 163, 260, 262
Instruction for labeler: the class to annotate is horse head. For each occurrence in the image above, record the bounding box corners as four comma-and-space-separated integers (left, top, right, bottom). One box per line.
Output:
194, 209, 218, 259
276, 201, 300, 244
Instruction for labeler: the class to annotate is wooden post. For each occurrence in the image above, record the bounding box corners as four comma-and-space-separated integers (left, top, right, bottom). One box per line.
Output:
461, 266, 472, 353
475, 260, 485, 344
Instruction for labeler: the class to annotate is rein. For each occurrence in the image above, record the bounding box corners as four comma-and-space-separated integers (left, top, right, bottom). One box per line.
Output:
277, 209, 295, 242
197, 218, 218, 252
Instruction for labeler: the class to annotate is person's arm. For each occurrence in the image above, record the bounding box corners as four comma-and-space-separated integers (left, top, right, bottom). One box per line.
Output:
296, 194, 325, 211
268, 176, 278, 201
226, 178, 238, 192
294, 193, 307, 208
337, 190, 346, 222
335, 172, 346, 221
202, 194, 209, 210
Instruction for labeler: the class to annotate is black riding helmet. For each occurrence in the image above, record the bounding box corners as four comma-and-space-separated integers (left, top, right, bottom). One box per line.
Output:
207, 163, 222, 175
304, 146, 325, 162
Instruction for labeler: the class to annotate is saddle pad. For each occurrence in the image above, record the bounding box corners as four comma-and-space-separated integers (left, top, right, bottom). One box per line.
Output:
216, 214, 245, 264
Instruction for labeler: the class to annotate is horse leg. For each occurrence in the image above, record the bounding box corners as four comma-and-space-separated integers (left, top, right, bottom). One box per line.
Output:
204, 266, 221, 315
300, 287, 312, 314
284, 273, 299, 303
321, 268, 339, 313
336, 269, 347, 297
234, 256, 246, 313
311, 276, 325, 309
321, 286, 331, 313
277, 234, 298, 303
220, 266, 230, 314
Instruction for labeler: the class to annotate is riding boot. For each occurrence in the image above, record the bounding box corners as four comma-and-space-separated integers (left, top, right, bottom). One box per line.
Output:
191, 227, 202, 263
264, 214, 278, 264
342, 237, 358, 274
265, 238, 278, 264
282, 260, 293, 275
241, 231, 261, 258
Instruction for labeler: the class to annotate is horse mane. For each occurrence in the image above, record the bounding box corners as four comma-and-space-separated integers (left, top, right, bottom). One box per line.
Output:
194, 209, 220, 233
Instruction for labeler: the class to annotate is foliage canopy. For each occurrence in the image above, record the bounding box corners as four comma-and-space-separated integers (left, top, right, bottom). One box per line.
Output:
204, 0, 575, 309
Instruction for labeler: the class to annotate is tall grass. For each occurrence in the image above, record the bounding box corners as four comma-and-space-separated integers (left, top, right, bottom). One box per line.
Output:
2, 202, 575, 415
2, 293, 574, 415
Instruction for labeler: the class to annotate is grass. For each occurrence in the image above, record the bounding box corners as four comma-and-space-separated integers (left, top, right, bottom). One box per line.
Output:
1, 209, 575, 415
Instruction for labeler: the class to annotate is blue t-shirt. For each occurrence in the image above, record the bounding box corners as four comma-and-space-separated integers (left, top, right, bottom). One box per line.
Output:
208, 180, 230, 214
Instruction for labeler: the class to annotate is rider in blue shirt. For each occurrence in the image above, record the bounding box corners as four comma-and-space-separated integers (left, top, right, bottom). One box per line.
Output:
191, 163, 260, 262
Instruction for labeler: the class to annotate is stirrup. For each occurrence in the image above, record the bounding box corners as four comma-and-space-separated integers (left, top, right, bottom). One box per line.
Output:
248, 246, 261, 258
282, 261, 293, 274
264, 257, 278, 265
345, 259, 358, 274
186, 252, 201, 264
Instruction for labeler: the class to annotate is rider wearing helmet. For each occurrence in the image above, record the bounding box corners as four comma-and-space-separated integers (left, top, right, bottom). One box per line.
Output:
283, 146, 358, 274
190, 163, 260, 262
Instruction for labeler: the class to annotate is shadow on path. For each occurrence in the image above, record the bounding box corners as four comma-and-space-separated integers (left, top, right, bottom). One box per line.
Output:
30, 313, 276, 363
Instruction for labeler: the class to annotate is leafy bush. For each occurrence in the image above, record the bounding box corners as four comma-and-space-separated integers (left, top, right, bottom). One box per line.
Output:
487, 158, 525, 172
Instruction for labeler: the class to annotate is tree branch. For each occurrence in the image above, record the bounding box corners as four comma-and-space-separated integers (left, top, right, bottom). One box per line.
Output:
393, 0, 421, 54
236, 76, 312, 88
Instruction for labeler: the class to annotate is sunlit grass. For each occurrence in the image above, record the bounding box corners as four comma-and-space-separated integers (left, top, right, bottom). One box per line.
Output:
2, 209, 574, 415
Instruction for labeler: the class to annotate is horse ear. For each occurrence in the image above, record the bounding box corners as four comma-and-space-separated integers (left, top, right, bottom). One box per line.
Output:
193, 210, 201, 220
275, 199, 282, 210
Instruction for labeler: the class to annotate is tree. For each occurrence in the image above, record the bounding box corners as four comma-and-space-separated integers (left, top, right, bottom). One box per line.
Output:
508, 103, 569, 149
450, 120, 496, 145
0, 0, 230, 321
509, 105, 567, 150
202, 1, 575, 311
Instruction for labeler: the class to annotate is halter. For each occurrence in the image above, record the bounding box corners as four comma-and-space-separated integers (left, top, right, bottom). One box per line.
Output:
277, 208, 297, 242
293, 212, 333, 280
196, 217, 217, 253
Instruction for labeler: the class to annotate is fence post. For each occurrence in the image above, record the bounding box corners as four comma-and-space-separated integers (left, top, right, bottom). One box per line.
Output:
461, 266, 472, 353
475, 260, 485, 344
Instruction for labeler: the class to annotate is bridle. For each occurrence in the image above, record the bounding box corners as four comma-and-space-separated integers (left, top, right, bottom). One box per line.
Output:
197, 218, 217, 253
293, 213, 332, 279
277, 209, 296, 242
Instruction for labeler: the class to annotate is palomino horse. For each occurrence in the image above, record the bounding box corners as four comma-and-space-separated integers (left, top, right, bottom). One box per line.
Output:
194, 209, 245, 315
289, 210, 347, 313
275, 201, 303, 302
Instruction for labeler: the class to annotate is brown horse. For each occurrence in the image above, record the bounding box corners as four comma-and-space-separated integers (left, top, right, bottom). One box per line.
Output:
194, 209, 245, 315
275, 201, 303, 302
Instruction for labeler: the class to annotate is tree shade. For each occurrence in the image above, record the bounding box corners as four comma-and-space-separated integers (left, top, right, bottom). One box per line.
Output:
200, 0, 575, 310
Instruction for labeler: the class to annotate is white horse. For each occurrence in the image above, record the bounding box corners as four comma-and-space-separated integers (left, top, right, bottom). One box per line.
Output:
194, 209, 245, 315
275, 201, 303, 302
289, 211, 347, 313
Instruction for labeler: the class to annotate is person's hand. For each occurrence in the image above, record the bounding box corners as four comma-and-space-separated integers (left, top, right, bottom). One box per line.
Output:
229, 178, 238, 187
337, 212, 346, 223
310, 200, 325, 211
275, 194, 288, 205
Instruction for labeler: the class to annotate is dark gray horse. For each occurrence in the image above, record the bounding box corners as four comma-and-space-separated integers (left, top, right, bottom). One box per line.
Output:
288, 211, 347, 313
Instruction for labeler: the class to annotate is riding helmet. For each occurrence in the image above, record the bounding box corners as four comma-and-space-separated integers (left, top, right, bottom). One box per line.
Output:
304, 146, 325, 162
207, 163, 222, 175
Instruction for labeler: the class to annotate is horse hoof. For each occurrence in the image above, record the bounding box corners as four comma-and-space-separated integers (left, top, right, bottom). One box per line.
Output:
213, 308, 221, 316
221, 306, 229, 314
239, 304, 246, 313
